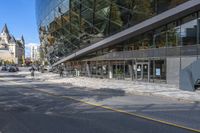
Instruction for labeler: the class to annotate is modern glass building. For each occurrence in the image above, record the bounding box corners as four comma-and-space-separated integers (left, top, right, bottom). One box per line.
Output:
36, 0, 200, 91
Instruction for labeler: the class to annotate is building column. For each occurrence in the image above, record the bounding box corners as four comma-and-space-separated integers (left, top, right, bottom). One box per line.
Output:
128, 63, 133, 80
153, 60, 155, 82
86, 62, 91, 77
148, 59, 150, 82
108, 61, 113, 79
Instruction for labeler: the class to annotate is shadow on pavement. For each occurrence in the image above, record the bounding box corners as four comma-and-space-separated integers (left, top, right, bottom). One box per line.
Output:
12, 81, 126, 101
0, 81, 199, 132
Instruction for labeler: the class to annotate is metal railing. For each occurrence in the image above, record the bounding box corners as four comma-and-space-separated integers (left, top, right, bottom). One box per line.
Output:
88, 44, 200, 61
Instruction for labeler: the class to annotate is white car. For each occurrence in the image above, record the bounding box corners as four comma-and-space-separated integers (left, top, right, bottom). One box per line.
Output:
44, 66, 52, 72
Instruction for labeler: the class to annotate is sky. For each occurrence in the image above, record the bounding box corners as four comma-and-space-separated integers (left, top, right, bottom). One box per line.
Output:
0, 0, 40, 57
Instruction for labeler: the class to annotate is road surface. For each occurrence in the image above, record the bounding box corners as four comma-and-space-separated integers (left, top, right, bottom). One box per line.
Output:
0, 70, 199, 133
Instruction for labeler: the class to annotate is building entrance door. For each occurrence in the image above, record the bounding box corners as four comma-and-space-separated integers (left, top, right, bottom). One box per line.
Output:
136, 62, 150, 81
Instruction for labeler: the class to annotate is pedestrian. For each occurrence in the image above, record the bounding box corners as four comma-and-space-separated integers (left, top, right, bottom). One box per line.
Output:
37, 66, 40, 71
30, 66, 35, 79
41, 66, 44, 73
59, 66, 64, 77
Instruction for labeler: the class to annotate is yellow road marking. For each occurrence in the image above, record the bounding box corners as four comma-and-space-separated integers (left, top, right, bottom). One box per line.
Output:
1, 78, 200, 133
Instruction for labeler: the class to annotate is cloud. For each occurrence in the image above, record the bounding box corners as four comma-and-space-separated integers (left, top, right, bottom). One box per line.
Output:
25, 43, 40, 57
25, 43, 40, 48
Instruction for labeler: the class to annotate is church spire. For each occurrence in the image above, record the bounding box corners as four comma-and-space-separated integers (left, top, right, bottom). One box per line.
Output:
1, 24, 9, 34
20, 35, 25, 46
10, 35, 16, 43
21, 35, 24, 42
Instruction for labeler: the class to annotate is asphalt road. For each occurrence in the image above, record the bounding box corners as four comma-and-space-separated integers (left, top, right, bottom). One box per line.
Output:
0, 71, 199, 133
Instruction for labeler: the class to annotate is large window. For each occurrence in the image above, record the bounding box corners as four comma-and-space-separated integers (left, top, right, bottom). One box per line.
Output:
156, 0, 188, 14
154, 26, 167, 48
181, 13, 197, 46
167, 21, 181, 47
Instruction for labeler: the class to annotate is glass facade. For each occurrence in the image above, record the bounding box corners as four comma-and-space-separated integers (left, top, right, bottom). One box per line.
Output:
36, 0, 189, 64
120, 12, 199, 51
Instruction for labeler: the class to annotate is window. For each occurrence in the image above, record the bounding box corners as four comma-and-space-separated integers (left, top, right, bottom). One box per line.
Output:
154, 26, 167, 48
167, 21, 181, 47
181, 13, 197, 46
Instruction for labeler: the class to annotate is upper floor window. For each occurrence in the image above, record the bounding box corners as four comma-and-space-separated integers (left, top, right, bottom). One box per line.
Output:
180, 13, 197, 46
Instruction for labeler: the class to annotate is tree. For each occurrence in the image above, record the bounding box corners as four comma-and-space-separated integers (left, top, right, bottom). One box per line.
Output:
130, 0, 153, 24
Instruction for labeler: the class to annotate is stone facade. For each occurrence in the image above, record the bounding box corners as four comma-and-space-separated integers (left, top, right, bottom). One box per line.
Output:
0, 24, 25, 65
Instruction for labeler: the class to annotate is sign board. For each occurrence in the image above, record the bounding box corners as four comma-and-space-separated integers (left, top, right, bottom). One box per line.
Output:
156, 68, 161, 76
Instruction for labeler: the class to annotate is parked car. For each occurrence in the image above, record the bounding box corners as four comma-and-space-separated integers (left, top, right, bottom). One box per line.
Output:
6, 65, 11, 71
29, 67, 35, 72
16, 66, 19, 71
48, 67, 53, 72
8, 66, 17, 72
1, 66, 7, 71
13, 65, 19, 71
44, 65, 52, 72
194, 79, 200, 90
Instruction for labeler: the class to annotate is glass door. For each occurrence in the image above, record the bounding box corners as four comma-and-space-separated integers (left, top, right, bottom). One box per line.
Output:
136, 64, 142, 80
143, 64, 149, 81
136, 63, 149, 81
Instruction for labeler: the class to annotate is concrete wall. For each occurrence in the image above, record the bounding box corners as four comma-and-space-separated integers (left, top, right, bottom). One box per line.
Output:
167, 56, 199, 91
167, 57, 180, 86
167, 57, 198, 85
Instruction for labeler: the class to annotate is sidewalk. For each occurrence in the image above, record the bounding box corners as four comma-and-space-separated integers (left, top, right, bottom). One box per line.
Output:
24, 71, 200, 102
